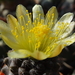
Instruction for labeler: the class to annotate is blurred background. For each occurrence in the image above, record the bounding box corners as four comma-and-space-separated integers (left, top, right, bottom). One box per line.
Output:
0, 0, 75, 75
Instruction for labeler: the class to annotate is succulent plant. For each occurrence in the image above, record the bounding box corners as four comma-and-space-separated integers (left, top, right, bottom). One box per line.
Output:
0, 4, 75, 75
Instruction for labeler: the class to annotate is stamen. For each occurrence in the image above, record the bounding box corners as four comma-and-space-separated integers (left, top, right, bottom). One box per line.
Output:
35, 42, 41, 49
16, 35, 18, 38
22, 30, 24, 34
21, 26, 25, 30
26, 10, 28, 12
19, 15, 23, 19
26, 29, 29, 32
26, 24, 28, 25
28, 21, 30, 23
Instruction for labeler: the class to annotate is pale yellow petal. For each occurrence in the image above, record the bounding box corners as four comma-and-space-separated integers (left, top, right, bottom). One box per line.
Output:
0, 20, 19, 49
7, 15, 19, 29
61, 21, 75, 38
7, 49, 31, 58
1, 34, 20, 49
49, 43, 64, 58
31, 50, 49, 60
54, 13, 74, 30
32, 4, 44, 21
7, 15, 22, 34
58, 13, 73, 23
0, 20, 8, 33
45, 6, 58, 28
8, 49, 49, 60
16, 4, 31, 26
61, 33, 75, 46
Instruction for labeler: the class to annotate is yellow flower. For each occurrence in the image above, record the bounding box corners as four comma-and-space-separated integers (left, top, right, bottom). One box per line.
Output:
0, 4, 75, 60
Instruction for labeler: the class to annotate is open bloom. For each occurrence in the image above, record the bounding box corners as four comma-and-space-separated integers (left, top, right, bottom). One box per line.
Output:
0, 4, 75, 60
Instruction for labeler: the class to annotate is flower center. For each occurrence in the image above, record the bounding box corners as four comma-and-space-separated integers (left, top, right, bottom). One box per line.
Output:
30, 24, 50, 37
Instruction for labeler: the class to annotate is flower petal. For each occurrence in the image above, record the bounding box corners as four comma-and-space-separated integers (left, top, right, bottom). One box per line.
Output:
8, 49, 49, 60
45, 6, 58, 28
31, 50, 49, 60
61, 21, 75, 38
0, 20, 8, 33
61, 33, 75, 46
49, 43, 64, 58
0, 21, 19, 48
7, 15, 19, 29
54, 13, 74, 30
0, 21, 19, 49
58, 13, 73, 23
7, 15, 22, 34
32, 4, 44, 22
7, 49, 31, 58
1, 34, 20, 49
16, 4, 31, 26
